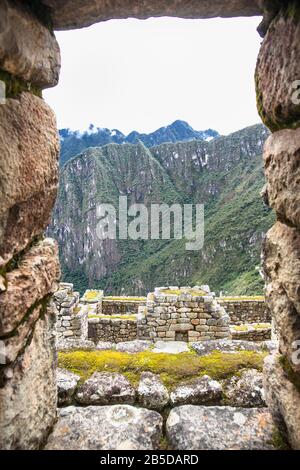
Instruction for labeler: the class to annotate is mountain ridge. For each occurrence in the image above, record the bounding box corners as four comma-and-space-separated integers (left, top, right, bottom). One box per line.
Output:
49, 123, 274, 296
59, 120, 220, 166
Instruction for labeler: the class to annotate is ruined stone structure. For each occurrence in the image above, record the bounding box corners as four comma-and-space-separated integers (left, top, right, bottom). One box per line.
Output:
102, 298, 145, 315
55, 283, 88, 344
138, 287, 231, 342
1, 0, 300, 450
231, 324, 271, 342
53, 284, 272, 345
219, 298, 271, 325
88, 316, 138, 344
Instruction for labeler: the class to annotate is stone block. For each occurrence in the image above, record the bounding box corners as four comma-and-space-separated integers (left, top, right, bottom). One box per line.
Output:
0, 309, 57, 449
264, 354, 300, 449
264, 128, 300, 229
0, 93, 59, 266
169, 323, 193, 332
0, 238, 60, 335
263, 221, 300, 372
255, 3, 300, 130
45, 405, 162, 450
0, 0, 60, 88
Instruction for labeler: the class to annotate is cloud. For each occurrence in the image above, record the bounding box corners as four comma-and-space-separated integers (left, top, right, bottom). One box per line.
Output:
44, 16, 262, 136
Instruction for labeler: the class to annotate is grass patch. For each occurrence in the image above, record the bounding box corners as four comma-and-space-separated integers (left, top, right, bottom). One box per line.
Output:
82, 290, 102, 301
232, 325, 248, 332
58, 349, 267, 390
161, 289, 206, 296
252, 323, 271, 330
271, 428, 290, 450
103, 296, 146, 302
279, 355, 300, 394
88, 313, 137, 321
219, 296, 265, 302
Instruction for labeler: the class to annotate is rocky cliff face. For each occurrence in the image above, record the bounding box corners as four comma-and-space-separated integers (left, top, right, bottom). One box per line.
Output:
49, 123, 274, 295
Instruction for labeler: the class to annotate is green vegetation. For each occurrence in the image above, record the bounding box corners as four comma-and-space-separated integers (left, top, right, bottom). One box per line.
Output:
104, 296, 146, 302
279, 355, 300, 394
88, 313, 137, 321
82, 290, 102, 301
161, 289, 206, 296
219, 296, 265, 302
0, 69, 42, 99
52, 124, 274, 296
271, 429, 290, 450
232, 325, 248, 332
252, 323, 271, 330
58, 349, 267, 390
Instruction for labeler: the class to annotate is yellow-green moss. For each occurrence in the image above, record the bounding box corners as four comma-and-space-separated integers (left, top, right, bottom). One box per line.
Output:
252, 323, 271, 330
271, 428, 290, 450
279, 355, 300, 394
0, 69, 42, 99
232, 325, 248, 332
161, 289, 206, 297
103, 296, 146, 302
219, 296, 265, 302
88, 313, 137, 321
83, 290, 102, 301
58, 349, 267, 390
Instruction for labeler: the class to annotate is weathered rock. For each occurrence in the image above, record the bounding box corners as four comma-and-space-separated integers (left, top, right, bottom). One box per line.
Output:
222, 369, 265, 407
138, 372, 169, 410
75, 372, 136, 405
0, 93, 59, 267
263, 222, 300, 373
0, 238, 60, 336
170, 375, 222, 406
264, 128, 300, 229
0, 308, 57, 449
116, 340, 151, 353
152, 340, 190, 354
262, 340, 279, 354
256, 2, 300, 130
1, 303, 46, 365
166, 405, 277, 450
191, 339, 264, 356
45, 405, 163, 450
96, 341, 114, 351
57, 368, 80, 406
56, 338, 96, 351
264, 354, 300, 449
45, 0, 261, 30
0, 0, 60, 88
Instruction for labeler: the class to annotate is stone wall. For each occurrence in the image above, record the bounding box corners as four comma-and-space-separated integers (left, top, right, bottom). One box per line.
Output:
219, 299, 271, 325
231, 324, 271, 342
54, 283, 88, 346
0, 0, 61, 449
102, 298, 146, 315
88, 317, 138, 343
255, 0, 300, 449
141, 287, 231, 342
80, 290, 103, 313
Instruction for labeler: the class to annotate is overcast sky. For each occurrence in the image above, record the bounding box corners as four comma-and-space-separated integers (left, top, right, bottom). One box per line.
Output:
44, 16, 263, 136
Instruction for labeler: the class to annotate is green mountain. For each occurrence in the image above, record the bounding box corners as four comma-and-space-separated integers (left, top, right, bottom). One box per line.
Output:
49, 123, 274, 296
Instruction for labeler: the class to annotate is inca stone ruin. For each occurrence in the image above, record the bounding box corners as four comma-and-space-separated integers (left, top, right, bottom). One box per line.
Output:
0, 0, 300, 452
